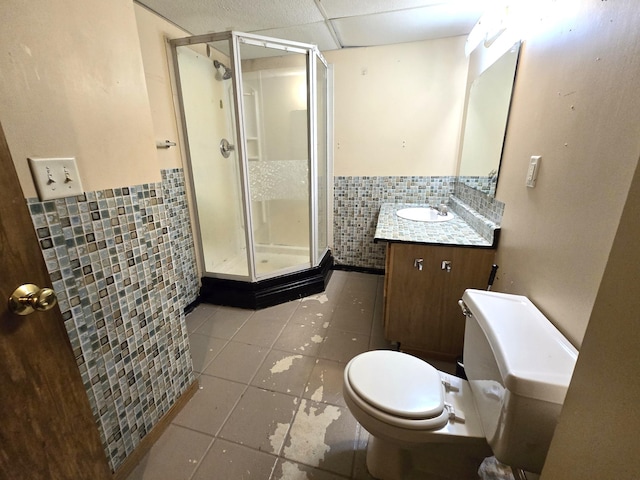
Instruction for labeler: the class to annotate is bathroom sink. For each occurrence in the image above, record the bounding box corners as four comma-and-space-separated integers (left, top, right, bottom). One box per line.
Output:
396, 207, 454, 222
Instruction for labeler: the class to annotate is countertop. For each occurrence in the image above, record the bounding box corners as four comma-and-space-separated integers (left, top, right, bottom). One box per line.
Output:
373, 203, 496, 247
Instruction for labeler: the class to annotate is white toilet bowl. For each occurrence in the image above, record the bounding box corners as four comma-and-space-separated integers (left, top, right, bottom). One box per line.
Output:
343, 350, 490, 480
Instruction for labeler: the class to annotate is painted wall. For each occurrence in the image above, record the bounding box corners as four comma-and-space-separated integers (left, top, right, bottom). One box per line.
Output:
491, 0, 640, 347
324, 37, 469, 177
0, 0, 159, 196
541, 155, 640, 478
0, 1, 200, 472
134, 4, 189, 171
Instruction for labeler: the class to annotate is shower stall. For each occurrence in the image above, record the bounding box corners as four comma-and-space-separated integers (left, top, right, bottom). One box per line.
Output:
170, 31, 332, 308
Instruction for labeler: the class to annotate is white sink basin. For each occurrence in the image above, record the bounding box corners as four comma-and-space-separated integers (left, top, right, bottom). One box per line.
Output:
396, 207, 454, 222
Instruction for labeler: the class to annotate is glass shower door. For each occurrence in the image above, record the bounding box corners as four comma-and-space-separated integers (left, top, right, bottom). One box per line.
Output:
237, 39, 311, 277
175, 39, 250, 278
315, 54, 329, 263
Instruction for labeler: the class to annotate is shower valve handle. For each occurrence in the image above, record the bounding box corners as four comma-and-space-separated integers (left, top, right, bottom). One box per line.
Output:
219, 138, 235, 158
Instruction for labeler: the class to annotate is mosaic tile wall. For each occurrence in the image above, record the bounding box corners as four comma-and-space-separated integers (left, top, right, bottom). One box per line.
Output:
333, 176, 456, 269
27, 168, 199, 472
457, 175, 497, 197
453, 180, 505, 224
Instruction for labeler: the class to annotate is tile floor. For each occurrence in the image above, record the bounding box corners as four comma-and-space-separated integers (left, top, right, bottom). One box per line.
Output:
127, 270, 398, 480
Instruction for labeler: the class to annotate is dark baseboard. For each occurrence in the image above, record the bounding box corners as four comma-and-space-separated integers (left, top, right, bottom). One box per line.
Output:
184, 297, 201, 315
332, 264, 385, 275
200, 251, 334, 310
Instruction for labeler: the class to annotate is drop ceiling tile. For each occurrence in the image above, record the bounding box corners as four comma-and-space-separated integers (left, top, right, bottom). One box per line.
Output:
332, 3, 485, 47
320, 0, 447, 19
253, 22, 341, 52
140, 0, 324, 35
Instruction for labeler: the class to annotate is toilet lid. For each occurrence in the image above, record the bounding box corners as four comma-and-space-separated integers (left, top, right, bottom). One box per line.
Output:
347, 351, 444, 420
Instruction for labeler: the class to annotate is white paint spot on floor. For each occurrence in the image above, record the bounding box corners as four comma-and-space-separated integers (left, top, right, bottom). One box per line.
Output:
352, 338, 357, 341
322, 322, 329, 329
269, 422, 290, 454
310, 385, 324, 402
310, 335, 323, 344
311, 371, 324, 401
303, 293, 329, 304
283, 400, 341, 467
271, 355, 303, 374
316, 313, 323, 317
278, 460, 308, 479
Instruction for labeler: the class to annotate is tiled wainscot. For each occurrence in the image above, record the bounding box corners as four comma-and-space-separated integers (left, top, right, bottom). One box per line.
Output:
26, 168, 199, 471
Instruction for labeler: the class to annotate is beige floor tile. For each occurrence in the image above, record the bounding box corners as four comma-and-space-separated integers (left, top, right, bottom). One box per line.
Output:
325, 270, 348, 287
338, 273, 380, 297
172, 375, 246, 436
251, 349, 317, 397
282, 399, 358, 477
303, 359, 347, 407
330, 304, 374, 336
290, 300, 336, 325
191, 438, 278, 480
368, 335, 394, 351
318, 328, 369, 363
251, 299, 301, 322
301, 285, 342, 307
272, 458, 350, 480
219, 386, 298, 455
188, 333, 227, 374
185, 304, 217, 333
232, 316, 290, 348
369, 309, 385, 340
273, 321, 330, 357
203, 340, 269, 383
126, 425, 213, 480
194, 307, 253, 339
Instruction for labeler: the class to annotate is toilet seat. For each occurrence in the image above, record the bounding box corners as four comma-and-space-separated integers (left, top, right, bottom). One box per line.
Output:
345, 351, 450, 431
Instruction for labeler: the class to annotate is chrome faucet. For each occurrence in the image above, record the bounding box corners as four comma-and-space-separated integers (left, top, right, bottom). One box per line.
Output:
432, 203, 448, 216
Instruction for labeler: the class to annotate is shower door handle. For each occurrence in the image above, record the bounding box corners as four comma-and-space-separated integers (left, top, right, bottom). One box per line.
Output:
219, 138, 235, 158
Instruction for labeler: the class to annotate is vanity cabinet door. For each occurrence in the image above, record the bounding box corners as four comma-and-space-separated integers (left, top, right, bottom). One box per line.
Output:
383, 243, 495, 360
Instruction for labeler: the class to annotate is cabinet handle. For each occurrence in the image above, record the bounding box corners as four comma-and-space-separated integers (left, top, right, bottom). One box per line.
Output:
441, 260, 452, 273
414, 258, 423, 271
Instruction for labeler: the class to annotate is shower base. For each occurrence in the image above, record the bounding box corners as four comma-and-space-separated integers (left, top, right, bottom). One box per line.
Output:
208, 245, 311, 277
200, 250, 333, 309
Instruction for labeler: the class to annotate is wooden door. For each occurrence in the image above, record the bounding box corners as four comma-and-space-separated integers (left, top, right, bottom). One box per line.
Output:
0, 123, 111, 479
384, 242, 495, 359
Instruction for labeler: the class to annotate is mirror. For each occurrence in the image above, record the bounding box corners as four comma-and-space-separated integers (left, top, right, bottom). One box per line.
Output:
458, 42, 520, 197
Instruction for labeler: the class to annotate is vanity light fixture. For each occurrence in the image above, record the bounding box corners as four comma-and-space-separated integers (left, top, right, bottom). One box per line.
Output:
465, 4, 510, 56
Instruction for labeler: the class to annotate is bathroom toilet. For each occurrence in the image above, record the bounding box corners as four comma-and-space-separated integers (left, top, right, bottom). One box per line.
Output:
343, 289, 578, 480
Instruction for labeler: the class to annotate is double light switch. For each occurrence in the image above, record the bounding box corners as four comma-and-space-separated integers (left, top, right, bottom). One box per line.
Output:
28, 157, 84, 201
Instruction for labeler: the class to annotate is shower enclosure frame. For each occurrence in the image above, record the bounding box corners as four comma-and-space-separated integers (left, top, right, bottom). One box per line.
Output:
170, 31, 333, 308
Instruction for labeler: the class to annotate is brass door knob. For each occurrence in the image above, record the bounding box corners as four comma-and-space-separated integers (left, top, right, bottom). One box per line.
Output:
8, 284, 58, 316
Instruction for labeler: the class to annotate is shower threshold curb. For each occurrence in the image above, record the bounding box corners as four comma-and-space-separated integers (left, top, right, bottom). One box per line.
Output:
199, 251, 334, 310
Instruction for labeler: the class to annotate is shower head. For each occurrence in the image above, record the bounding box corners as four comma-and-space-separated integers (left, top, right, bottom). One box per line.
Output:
213, 59, 232, 80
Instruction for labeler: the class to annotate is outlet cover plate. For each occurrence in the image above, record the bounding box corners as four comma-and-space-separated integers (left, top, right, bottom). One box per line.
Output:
28, 157, 84, 201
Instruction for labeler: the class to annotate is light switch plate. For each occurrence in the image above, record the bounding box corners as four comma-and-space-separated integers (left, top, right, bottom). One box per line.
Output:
28, 157, 84, 201
526, 155, 541, 188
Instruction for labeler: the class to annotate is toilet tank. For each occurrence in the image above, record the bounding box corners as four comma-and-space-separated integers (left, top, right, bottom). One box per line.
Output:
461, 289, 578, 474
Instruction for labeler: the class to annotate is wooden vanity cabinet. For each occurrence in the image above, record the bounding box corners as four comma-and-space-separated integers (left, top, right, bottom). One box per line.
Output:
383, 242, 495, 361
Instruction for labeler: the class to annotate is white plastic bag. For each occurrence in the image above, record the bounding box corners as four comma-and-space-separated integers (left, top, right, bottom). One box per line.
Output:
478, 456, 515, 480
